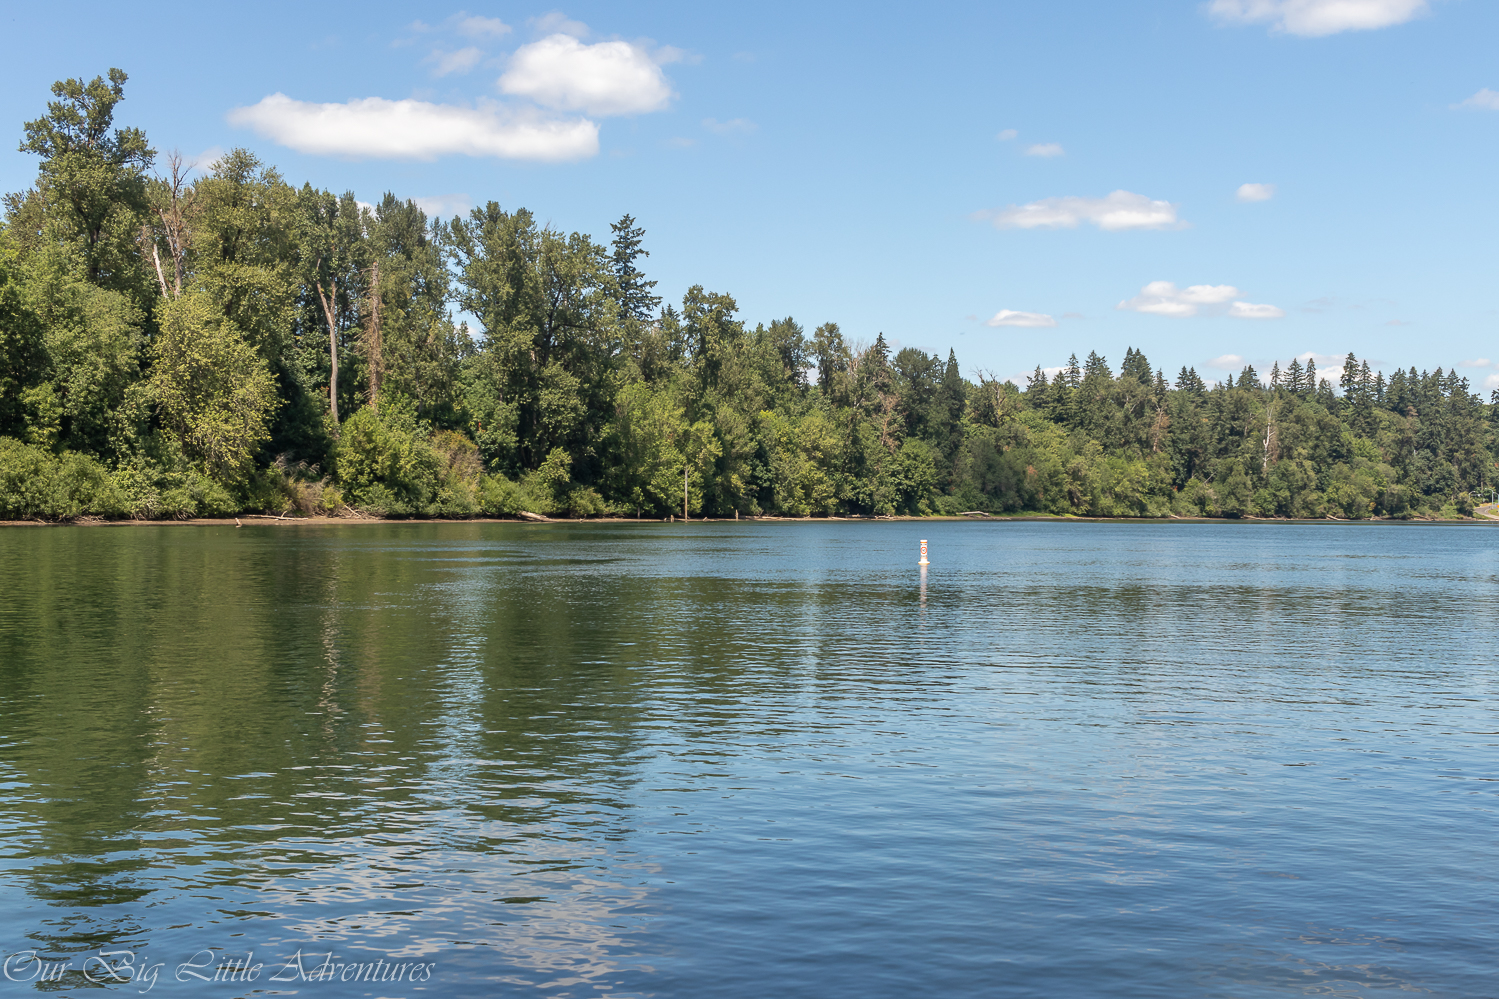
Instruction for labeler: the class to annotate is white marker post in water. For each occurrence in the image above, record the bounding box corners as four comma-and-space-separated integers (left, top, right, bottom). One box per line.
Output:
919, 539, 929, 566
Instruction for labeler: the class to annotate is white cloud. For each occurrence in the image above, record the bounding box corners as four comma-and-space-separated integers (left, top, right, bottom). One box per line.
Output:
500, 34, 673, 115
426, 46, 485, 76
412, 194, 472, 218
227, 94, 598, 161
1229, 300, 1287, 319
456, 14, 511, 38
1455, 88, 1499, 110
996, 128, 1018, 140
985, 309, 1058, 328
1007, 363, 1067, 385
186, 145, 225, 171
1236, 182, 1276, 201
531, 12, 590, 37
1206, 354, 1246, 369
1025, 143, 1064, 157
1208, 0, 1428, 36
1118, 281, 1240, 317
1460, 358, 1493, 368
1292, 351, 1345, 380
1485, 373, 1499, 391
984, 190, 1183, 231
703, 117, 756, 135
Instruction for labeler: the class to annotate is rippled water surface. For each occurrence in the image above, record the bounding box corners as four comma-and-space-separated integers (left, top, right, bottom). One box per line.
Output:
1, 520, 1497, 997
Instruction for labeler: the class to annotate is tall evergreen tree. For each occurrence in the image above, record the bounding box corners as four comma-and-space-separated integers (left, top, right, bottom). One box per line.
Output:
1340, 352, 1361, 402
608, 214, 661, 322
1120, 346, 1152, 384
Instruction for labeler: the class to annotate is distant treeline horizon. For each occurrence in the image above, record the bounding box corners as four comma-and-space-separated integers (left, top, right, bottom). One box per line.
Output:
1, 70, 1494, 522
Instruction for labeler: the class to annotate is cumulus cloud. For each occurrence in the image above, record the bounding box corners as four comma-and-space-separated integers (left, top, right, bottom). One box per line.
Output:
426, 46, 485, 76
1295, 351, 1345, 369
1455, 88, 1499, 110
1229, 300, 1287, 319
412, 193, 472, 219
1007, 363, 1067, 385
996, 128, 1018, 140
499, 34, 674, 115
1206, 354, 1246, 369
1025, 143, 1064, 157
985, 309, 1058, 328
1118, 281, 1240, 317
1237, 182, 1276, 201
531, 12, 590, 37
227, 94, 598, 161
1208, 0, 1429, 36
186, 145, 225, 171
1460, 358, 1493, 368
983, 190, 1183, 231
456, 14, 511, 38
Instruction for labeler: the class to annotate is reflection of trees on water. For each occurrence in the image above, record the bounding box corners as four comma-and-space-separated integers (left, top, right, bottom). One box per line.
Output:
0, 524, 663, 990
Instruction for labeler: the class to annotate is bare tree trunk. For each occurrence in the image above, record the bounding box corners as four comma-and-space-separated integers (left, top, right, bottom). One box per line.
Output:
156, 151, 192, 298
1262, 405, 1278, 473
684, 463, 689, 521
142, 151, 195, 300
149, 238, 170, 299
364, 260, 382, 414
315, 270, 340, 429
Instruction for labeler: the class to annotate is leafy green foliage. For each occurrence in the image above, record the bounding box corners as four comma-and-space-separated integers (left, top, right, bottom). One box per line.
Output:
152, 291, 277, 485
2, 69, 1495, 522
332, 405, 441, 515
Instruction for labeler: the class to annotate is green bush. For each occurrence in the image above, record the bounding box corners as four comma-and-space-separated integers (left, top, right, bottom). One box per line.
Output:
333, 406, 440, 515
432, 430, 482, 517
0, 438, 57, 517
0, 438, 130, 519
1325, 463, 1379, 520
1173, 478, 1217, 517
50, 452, 128, 517
111, 456, 236, 519
478, 474, 524, 515
249, 459, 344, 517
560, 485, 610, 517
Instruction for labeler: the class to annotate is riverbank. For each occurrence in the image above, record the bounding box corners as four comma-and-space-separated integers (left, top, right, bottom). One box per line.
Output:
3, 510, 1496, 528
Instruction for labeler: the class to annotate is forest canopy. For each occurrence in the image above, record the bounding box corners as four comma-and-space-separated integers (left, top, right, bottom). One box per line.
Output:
1, 71, 1495, 522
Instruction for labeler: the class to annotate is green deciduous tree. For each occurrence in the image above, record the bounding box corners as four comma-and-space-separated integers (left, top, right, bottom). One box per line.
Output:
151, 291, 277, 485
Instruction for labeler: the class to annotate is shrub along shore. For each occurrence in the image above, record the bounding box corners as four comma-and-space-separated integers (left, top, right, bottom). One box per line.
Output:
2, 71, 1495, 524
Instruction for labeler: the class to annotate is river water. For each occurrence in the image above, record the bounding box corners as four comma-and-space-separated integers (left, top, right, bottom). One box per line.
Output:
0, 520, 1496, 998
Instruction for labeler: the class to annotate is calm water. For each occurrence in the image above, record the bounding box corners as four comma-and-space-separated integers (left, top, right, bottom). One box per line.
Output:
1, 520, 1497, 998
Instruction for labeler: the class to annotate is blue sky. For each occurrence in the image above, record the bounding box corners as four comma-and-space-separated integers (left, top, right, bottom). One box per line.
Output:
3, 0, 1496, 388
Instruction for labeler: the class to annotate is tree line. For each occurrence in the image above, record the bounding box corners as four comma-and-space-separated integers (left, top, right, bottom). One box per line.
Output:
1, 70, 1494, 522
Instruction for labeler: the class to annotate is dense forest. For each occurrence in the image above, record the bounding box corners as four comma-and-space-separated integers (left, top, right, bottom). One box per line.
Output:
1, 71, 1495, 522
